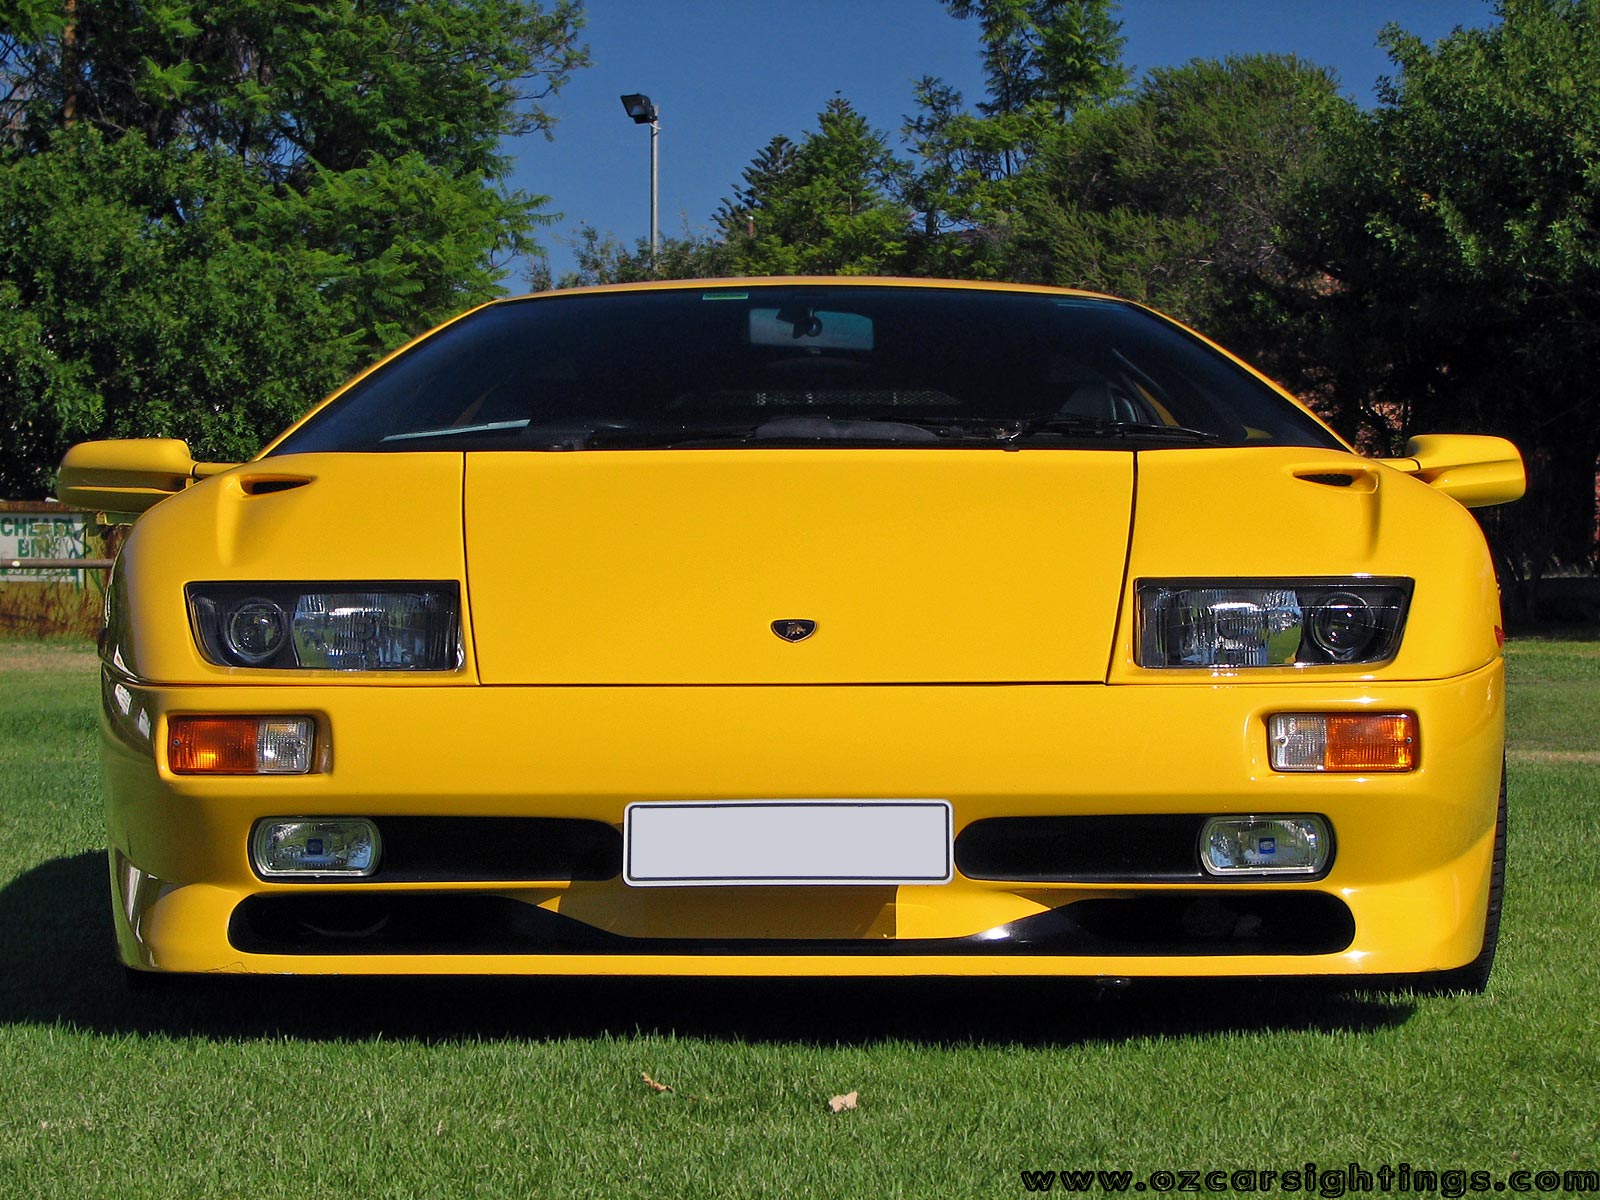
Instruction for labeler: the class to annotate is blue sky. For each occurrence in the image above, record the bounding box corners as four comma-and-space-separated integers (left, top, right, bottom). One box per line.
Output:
507, 0, 1498, 285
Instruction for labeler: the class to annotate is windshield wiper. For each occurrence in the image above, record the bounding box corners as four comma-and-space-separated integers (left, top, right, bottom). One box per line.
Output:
380, 419, 531, 443
1001, 415, 1224, 445
577, 422, 766, 448
583, 418, 952, 447
514, 415, 1225, 450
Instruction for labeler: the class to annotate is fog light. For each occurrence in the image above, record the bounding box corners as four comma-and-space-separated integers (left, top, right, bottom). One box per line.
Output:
169, 716, 313, 774
252, 819, 380, 877
1201, 815, 1330, 875
1268, 712, 1417, 772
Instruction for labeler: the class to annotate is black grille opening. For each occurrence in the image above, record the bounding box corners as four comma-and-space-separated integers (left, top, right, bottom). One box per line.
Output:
229, 890, 1354, 958
956, 815, 1335, 884
253, 817, 622, 884
957, 815, 1208, 882
1062, 892, 1354, 955
232, 894, 608, 954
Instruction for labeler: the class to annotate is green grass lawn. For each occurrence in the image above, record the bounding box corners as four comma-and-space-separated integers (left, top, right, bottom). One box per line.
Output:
1, 638, 1597, 1199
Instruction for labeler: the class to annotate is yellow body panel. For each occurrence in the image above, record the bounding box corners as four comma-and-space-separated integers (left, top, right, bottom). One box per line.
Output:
1116, 447, 1505, 681
1382, 435, 1527, 509
56, 437, 200, 519
103, 663, 1502, 976
67, 278, 1518, 983
464, 449, 1132, 683
103, 453, 478, 685
94, 442, 1510, 979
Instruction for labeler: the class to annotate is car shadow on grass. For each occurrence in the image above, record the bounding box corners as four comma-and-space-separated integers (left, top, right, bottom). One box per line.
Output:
0, 852, 1416, 1047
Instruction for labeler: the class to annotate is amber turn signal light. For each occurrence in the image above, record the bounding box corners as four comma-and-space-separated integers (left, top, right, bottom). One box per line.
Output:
1268, 712, 1417, 772
169, 716, 313, 775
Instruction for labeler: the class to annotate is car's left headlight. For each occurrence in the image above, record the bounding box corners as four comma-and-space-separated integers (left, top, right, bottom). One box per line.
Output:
1137, 578, 1411, 668
188, 583, 462, 670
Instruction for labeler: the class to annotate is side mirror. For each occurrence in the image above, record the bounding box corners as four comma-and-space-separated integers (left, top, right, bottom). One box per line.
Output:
56, 438, 236, 522
1379, 434, 1525, 508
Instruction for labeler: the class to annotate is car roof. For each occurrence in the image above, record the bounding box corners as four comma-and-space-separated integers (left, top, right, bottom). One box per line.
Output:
506, 275, 1120, 304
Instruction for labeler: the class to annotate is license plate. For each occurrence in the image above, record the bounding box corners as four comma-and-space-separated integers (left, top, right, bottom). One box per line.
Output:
623, 800, 953, 887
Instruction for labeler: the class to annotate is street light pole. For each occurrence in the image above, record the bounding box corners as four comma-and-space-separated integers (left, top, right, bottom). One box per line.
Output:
619, 93, 660, 258
648, 111, 659, 257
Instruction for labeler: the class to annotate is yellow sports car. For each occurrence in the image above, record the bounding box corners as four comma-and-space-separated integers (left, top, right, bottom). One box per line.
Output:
58, 278, 1525, 989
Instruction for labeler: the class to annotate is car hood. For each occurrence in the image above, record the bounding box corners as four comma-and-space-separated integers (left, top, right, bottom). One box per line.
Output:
464, 449, 1135, 684
113, 444, 1501, 686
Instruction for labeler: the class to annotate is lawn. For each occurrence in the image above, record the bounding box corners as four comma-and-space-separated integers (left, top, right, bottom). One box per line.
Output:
1, 638, 1596, 1199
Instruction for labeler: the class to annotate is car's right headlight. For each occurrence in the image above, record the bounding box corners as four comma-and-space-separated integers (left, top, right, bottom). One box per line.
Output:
1136, 578, 1412, 668
188, 583, 462, 670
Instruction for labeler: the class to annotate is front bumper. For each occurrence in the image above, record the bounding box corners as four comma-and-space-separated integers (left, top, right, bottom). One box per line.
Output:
102, 661, 1505, 977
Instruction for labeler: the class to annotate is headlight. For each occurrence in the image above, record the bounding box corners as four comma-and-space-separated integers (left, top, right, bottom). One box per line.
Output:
189, 583, 462, 670
1137, 578, 1411, 668
221, 597, 290, 664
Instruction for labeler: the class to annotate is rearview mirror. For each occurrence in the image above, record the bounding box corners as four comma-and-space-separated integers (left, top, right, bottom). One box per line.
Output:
1379, 434, 1525, 508
56, 439, 236, 522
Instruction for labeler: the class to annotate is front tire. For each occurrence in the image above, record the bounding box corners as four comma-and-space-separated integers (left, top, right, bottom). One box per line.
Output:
122, 965, 173, 995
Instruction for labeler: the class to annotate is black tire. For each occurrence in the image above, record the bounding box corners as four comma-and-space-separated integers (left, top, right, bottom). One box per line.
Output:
122, 965, 182, 995
1417, 764, 1506, 995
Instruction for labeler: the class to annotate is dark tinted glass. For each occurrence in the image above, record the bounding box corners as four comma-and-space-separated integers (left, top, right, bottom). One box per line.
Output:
269, 285, 1342, 454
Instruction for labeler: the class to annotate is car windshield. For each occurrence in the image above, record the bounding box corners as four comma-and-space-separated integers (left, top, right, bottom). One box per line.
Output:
268, 285, 1344, 454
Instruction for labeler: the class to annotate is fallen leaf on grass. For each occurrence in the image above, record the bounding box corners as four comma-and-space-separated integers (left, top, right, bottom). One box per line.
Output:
641, 1072, 708, 1101
827, 1091, 859, 1114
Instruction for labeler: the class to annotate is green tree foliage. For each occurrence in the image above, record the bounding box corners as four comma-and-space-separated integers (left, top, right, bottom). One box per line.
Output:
948, 0, 1128, 119
2, 0, 585, 171
1301, 0, 1600, 586
531, 225, 737, 289
903, 0, 1128, 273
717, 98, 911, 276
1002, 54, 1345, 389
0, 0, 586, 496
717, 135, 799, 242
0, 130, 354, 495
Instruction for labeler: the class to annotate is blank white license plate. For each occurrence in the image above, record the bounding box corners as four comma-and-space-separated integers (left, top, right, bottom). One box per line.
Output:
623, 800, 953, 887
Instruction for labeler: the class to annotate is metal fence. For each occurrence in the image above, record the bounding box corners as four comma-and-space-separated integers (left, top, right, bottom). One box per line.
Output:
3, 558, 115, 571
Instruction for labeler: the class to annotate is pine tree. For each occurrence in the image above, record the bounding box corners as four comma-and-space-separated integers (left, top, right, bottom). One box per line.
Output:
717, 98, 910, 276
903, 0, 1128, 275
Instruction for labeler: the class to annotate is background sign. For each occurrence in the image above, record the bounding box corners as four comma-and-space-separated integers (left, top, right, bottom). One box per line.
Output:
0, 510, 87, 583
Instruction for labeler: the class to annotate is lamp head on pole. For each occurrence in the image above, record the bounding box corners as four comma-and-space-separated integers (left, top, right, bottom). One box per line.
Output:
619, 93, 658, 125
